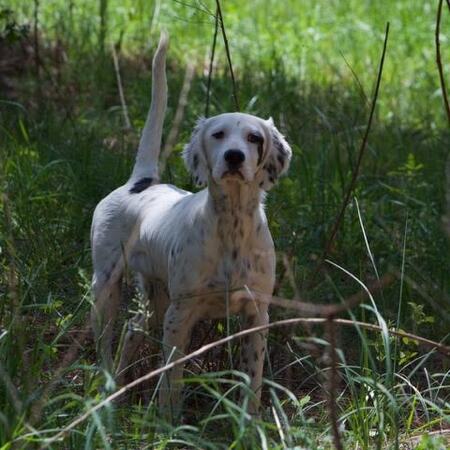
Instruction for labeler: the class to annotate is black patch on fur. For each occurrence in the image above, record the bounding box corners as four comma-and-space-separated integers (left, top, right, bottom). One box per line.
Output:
273, 131, 287, 155
193, 154, 199, 170
130, 177, 153, 193
257, 142, 264, 165
232, 248, 238, 260
277, 154, 285, 167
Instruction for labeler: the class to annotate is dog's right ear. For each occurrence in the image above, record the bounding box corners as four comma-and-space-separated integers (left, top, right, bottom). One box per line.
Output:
183, 117, 208, 187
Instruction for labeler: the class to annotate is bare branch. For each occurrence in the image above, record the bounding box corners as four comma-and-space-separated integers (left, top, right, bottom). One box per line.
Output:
326, 319, 343, 450
111, 43, 132, 131
309, 23, 390, 287
215, 0, 240, 111
205, 6, 219, 117
160, 62, 195, 173
436, 0, 450, 126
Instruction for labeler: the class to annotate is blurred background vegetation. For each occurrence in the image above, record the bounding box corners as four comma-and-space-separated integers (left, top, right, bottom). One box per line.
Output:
0, 1, 449, 448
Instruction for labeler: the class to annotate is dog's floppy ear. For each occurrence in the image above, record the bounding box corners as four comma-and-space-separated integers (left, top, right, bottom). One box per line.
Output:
183, 117, 208, 187
258, 117, 292, 191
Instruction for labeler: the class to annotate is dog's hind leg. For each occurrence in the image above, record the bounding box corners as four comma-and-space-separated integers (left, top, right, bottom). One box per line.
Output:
90, 254, 124, 373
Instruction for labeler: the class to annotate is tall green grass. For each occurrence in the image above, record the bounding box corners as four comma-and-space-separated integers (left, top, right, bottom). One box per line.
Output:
1, 0, 449, 448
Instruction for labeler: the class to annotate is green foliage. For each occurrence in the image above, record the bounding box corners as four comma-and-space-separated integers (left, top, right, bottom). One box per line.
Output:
415, 434, 447, 450
0, 8, 28, 43
1, 0, 449, 448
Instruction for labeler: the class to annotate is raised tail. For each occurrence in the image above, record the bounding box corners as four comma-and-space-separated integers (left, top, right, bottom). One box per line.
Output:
130, 31, 169, 182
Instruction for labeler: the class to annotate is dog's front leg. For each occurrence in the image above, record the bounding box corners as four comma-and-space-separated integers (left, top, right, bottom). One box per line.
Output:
240, 306, 269, 415
159, 302, 196, 421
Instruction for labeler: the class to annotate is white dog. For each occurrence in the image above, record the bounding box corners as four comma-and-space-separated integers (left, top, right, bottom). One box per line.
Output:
90, 32, 292, 420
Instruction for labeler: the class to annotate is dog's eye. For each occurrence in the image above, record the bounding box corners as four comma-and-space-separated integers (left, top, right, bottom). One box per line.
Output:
248, 133, 263, 144
212, 131, 224, 139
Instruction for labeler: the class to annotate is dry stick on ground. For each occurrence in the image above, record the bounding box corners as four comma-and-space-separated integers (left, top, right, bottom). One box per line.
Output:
308, 22, 390, 288
111, 43, 132, 131
205, 6, 219, 117
159, 62, 195, 174
215, 0, 240, 111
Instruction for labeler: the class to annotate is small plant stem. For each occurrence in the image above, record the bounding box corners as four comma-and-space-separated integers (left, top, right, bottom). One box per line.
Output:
326, 318, 343, 450
205, 7, 219, 117
111, 43, 132, 131
436, 0, 450, 126
215, 0, 240, 111
308, 23, 390, 288
33, 0, 40, 78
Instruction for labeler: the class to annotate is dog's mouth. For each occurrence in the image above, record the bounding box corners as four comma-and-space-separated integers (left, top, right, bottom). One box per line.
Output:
221, 170, 244, 180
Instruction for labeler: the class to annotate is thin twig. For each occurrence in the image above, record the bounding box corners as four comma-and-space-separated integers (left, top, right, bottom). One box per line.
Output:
42, 312, 449, 446
436, 0, 450, 239
339, 50, 369, 105
205, 6, 219, 117
281, 253, 302, 299
111, 43, 132, 130
33, 0, 40, 78
160, 62, 195, 173
308, 23, 390, 287
258, 273, 394, 317
99, 0, 108, 55
215, 0, 240, 111
326, 318, 343, 450
436, 0, 450, 126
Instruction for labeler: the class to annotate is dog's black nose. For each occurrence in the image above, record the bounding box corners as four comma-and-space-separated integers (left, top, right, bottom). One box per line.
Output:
224, 149, 245, 168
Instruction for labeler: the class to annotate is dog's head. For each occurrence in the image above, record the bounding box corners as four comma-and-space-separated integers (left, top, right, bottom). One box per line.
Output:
183, 113, 292, 190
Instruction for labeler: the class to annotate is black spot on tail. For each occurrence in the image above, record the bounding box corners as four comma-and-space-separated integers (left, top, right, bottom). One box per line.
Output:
130, 177, 153, 193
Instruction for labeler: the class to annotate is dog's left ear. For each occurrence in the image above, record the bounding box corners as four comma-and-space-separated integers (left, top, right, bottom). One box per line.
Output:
258, 117, 292, 191
183, 117, 208, 187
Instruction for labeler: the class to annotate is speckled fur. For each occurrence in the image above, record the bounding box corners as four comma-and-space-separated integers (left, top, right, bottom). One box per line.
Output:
90, 33, 292, 421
